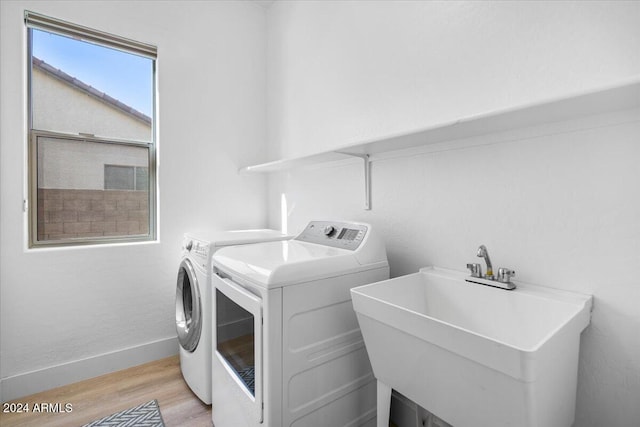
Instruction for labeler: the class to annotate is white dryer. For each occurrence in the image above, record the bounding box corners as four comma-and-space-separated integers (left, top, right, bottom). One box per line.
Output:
211, 221, 389, 427
176, 229, 290, 404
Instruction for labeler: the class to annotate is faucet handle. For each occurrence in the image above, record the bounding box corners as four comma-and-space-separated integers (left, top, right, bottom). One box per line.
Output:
466, 263, 482, 278
497, 268, 515, 283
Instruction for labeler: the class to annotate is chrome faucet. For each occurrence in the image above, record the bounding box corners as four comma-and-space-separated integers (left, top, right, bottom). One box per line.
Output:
466, 262, 482, 278
476, 245, 494, 280
466, 245, 516, 290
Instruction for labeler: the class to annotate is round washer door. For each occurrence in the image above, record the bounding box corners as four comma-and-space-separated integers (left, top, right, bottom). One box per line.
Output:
176, 258, 202, 352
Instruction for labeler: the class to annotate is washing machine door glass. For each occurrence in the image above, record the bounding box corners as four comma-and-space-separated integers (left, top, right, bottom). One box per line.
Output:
176, 259, 202, 352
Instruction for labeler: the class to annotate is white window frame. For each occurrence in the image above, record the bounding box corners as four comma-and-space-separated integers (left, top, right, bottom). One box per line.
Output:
25, 10, 157, 247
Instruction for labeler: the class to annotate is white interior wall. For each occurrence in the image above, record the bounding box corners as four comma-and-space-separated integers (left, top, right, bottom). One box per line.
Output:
266, 0, 640, 160
0, 0, 267, 401
265, 2, 640, 426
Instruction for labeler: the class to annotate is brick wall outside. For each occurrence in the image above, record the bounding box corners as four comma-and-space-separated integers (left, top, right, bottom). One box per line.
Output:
37, 189, 149, 241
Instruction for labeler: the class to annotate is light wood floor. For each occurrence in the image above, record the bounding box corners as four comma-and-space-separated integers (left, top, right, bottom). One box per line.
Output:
0, 355, 212, 427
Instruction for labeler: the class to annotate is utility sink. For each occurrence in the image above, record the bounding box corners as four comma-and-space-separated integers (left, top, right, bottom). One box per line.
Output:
351, 267, 592, 427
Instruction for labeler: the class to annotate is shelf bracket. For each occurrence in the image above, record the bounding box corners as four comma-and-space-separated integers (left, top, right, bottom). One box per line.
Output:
335, 152, 371, 210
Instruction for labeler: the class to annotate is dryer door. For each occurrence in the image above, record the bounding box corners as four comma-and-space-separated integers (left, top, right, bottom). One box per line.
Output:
214, 275, 263, 423
176, 258, 202, 352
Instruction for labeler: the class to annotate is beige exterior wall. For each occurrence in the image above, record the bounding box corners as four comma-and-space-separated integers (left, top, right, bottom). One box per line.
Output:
37, 136, 148, 190
32, 66, 151, 141
32, 62, 152, 240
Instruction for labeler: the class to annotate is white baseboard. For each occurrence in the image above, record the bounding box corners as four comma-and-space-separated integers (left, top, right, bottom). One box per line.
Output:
0, 336, 178, 403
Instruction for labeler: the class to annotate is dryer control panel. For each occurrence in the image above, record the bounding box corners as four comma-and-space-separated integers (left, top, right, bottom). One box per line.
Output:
295, 221, 368, 251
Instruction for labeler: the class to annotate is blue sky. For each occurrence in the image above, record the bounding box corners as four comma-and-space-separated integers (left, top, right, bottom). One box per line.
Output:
32, 29, 153, 117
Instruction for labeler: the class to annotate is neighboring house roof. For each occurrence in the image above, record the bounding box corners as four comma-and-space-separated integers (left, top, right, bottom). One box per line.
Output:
32, 57, 152, 125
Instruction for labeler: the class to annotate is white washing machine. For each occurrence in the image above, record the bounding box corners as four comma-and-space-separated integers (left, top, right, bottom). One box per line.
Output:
211, 220, 389, 426
176, 229, 291, 404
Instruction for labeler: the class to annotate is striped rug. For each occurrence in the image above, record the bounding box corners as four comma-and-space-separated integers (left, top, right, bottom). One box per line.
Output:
82, 399, 165, 427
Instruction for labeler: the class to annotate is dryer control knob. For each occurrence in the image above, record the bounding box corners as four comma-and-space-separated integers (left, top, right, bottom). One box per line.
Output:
324, 225, 336, 236
186, 240, 193, 251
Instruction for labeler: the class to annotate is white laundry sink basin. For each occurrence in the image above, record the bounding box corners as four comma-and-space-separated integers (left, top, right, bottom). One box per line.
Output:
351, 267, 592, 427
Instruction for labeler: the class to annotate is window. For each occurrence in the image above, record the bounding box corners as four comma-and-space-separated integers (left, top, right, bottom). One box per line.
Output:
26, 11, 157, 247
105, 165, 149, 191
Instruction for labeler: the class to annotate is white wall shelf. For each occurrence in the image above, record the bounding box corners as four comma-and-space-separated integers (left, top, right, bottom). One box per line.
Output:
241, 78, 640, 209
